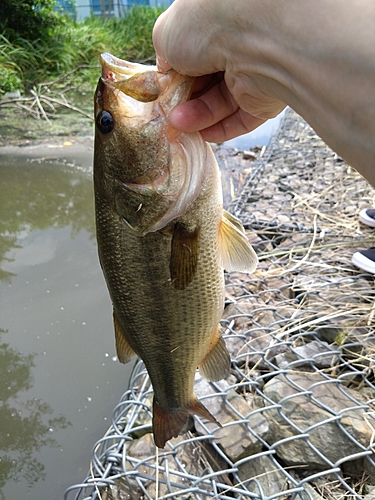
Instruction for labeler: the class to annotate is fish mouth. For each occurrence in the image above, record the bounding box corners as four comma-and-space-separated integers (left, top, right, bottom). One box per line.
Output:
98, 52, 194, 108
100, 52, 155, 81
100, 53, 162, 103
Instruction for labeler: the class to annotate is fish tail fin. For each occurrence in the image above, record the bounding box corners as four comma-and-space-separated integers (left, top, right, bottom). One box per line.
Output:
152, 397, 220, 449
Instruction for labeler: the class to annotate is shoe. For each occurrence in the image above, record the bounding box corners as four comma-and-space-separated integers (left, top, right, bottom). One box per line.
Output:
359, 208, 375, 228
352, 247, 375, 273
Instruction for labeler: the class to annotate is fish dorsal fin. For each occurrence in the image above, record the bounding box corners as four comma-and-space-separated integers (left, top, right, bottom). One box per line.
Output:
170, 222, 200, 290
218, 210, 258, 273
113, 310, 136, 364
198, 329, 231, 382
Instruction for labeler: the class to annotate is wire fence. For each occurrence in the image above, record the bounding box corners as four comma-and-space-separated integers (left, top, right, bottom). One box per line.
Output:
64, 108, 375, 500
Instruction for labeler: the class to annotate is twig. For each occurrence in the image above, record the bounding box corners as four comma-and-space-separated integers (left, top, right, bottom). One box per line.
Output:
40, 64, 100, 87
258, 238, 375, 261
15, 101, 40, 119
0, 96, 34, 106
30, 89, 51, 124
40, 95, 93, 120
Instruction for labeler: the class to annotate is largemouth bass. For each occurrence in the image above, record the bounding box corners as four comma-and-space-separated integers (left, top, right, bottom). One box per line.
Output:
94, 53, 257, 448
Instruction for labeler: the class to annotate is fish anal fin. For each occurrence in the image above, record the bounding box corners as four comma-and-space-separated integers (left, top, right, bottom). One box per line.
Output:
113, 310, 136, 364
153, 397, 220, 449
218, 210, 258, 273
198, 329, 231, 382
170, 222, 199, 290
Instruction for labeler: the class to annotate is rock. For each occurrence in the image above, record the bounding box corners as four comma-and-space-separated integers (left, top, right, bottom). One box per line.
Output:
222, 299, 281, 337
300, 483, 326, 500
2, 90, 21, 99
315, 326, 342, 344
364, 485, 375, 499
292, 275, 374, 305
237, 455, 290, 497
243, 150, 257, 160
107, 433, 213, 499
275, 341, 340, 369
128, 391, 153, 439
222, 308, 288, 369
275, 349, 299, 369
263, 372, 375, 468
194, 375, 269, 461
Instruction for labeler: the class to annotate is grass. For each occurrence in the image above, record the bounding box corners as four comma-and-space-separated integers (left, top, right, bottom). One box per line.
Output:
0, 6, 164, 143
0, 6, 163, 93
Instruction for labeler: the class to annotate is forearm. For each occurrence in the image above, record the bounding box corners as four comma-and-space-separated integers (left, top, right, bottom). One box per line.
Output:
230, 0, 375, 183
154, 0, 375, 184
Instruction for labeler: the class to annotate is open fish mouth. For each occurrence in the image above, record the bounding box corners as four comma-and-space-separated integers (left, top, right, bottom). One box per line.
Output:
100, 52, 156, 79
99, 52, 162, 103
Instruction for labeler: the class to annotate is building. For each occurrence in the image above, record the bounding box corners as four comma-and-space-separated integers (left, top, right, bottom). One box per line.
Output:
58, 0, 174, 21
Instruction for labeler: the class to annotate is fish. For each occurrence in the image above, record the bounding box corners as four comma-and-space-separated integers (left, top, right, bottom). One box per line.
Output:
93, 52, 258, 449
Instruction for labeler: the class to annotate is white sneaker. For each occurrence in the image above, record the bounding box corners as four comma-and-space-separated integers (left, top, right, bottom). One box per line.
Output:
352, 247, 375, 273
359, 208, 375, 228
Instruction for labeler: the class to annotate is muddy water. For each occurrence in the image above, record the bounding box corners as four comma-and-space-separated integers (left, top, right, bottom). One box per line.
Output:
0, 154, 133, 500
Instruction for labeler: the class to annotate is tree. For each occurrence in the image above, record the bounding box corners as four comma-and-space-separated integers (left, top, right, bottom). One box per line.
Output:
0, 0, 67, 44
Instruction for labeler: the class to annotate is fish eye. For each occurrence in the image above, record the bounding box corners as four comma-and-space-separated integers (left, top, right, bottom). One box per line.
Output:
96, 110, 114, 134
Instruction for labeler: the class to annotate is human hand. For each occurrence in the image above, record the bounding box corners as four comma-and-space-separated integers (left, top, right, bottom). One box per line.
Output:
153, 0, 286, 142
153, 0, 375, 184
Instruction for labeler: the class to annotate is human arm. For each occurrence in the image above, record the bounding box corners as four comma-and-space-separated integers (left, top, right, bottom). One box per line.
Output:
153, 0, 375, 186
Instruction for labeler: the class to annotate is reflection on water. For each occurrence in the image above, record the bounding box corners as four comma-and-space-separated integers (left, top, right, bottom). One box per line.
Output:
0, 157, 95, 282
0, 156, 132, 499
0, 327, 70, 491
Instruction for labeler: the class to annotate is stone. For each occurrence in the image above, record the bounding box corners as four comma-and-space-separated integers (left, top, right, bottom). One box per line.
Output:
129, 392, 153, 439
342, 455, 375, 484
292, 275, 374, 305
315, 326, 342, 344
275, 341, 340, 369
242, 150, 257, 160
222, 306, 288, 370
237, 454, 290, 497
293, 340, 339, 368
262, 372, 375, 468
364, 485, 375, 499
298, 483, 326, 500
194, 375, 269, 461
109, 433, 213, 499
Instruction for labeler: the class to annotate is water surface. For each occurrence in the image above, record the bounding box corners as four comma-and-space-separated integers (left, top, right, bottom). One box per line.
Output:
0, 155, 133, 500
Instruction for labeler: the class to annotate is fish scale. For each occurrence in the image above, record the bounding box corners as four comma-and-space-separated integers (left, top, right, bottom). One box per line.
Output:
94, 53, 258, 448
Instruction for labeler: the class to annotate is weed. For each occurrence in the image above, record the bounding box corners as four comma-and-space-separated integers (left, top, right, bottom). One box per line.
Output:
2, 6, 163, 90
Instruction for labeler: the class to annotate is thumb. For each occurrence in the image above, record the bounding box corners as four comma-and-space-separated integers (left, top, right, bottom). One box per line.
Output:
153, 11, 172, 72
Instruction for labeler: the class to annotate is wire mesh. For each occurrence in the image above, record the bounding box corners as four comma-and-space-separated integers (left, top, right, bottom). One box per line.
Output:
64, 108, 375, 500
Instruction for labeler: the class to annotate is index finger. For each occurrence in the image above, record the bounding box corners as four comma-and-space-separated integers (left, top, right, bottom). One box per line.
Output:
169, 79, 239, 132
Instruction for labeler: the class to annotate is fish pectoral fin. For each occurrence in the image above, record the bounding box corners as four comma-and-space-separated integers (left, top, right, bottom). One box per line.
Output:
218, 210, 258, 273
170, 222, 200, 290
113, 310, 136, 364
198, 330, 231, 382
153, 397, 220, 448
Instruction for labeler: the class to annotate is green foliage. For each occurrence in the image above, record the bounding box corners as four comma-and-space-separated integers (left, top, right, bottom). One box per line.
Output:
0, 66, 23, 93
0, 6, 163, 90
0, 0, 68, 45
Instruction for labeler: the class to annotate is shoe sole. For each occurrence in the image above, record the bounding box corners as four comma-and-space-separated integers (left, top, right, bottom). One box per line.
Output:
352, 251, 375, 273
359, 208, 375, 228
